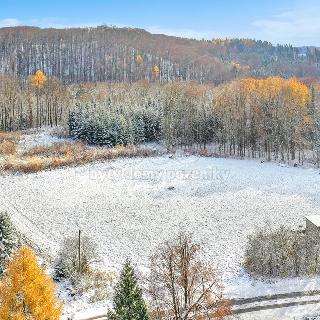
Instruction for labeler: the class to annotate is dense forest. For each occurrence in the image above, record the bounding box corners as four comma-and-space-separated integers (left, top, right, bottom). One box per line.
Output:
1, 71, 320, 164
1, 26, 320, 164
68, 78, 320, 163
0, 26, 320, 84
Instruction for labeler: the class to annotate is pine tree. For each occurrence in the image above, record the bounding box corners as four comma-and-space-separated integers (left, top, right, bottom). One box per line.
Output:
0, 211, 18, 275
109, 260, 149, 320
0, 246, 63, 320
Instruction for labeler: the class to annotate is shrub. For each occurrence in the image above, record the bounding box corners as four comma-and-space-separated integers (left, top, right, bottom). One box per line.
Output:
88, 271, 116, 303
54, 235, 117, 298
54, 235, 97, 284
243, 224, 319, 277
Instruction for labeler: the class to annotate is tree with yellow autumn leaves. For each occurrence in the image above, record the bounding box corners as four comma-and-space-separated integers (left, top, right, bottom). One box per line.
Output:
215, 76, 311, 160
0, 246, 63, 320
31, 70, 47, 89
136, 55, 144, 64
153, 65, 160, 79
31, 70, 48, 128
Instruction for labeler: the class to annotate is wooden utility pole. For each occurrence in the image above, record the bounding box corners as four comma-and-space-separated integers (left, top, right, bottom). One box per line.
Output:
78, 229, 81, 274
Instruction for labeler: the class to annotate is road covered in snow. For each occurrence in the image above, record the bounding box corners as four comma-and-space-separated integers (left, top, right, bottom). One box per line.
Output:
1, 154, 320, 302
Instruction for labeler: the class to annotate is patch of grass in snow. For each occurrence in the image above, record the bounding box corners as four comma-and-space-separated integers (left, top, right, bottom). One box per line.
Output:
0, 131, 21, 144
1, 142, 160, 173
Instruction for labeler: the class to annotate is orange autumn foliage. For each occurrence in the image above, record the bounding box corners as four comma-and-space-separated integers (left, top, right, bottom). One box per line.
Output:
31, 70, 47, 88
153, 65, 160, 77
136, 54, 144, 64
216, 76, 310, 116
0, 246, 63, 320
214, 76, 311, 160
212, 298, 233, 319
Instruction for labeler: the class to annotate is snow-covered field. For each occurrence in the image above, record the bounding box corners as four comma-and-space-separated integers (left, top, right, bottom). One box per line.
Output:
2, 136, 320, 318
18, 126, 72, 150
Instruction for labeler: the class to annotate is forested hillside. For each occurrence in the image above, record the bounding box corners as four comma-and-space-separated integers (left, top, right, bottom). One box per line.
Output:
1, 25, 320, 84
1, 26, 320, 166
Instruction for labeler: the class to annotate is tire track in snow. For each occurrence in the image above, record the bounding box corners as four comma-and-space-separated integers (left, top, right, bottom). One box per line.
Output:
231, 290, 320, 306
233, 298, 320, 314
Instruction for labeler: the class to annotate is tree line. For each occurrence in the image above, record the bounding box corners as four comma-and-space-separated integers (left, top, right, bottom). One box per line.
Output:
68, 77, 320, 164
1, 73, 320, 164
0, 72, 69, 131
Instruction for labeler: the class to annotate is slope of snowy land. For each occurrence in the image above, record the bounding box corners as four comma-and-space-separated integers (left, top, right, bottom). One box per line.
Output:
1, 145, 320, 317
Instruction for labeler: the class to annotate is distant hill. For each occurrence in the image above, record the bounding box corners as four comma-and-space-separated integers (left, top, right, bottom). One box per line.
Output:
0, 25, 319, 83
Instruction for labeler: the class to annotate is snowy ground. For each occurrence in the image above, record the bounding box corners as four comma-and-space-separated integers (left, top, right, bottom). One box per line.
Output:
2, 130, 320, 318
3, 155, 320, 271
18, 126, 72, 150
238, 304, 320, 320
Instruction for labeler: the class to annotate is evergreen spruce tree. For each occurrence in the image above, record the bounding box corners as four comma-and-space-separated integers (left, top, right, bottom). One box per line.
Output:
109, 260, 149, 320
133, 111, 146, 144
0, 211, 18, 275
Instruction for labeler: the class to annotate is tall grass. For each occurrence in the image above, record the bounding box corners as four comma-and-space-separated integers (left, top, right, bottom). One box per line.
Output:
0, 132, 20, 156
2, 142, 159, 173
